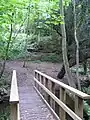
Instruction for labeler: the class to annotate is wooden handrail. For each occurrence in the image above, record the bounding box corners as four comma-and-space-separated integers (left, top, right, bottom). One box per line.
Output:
10, 70, 19, 103
34, 70, 90, 120
34, 77, 82, 120
35, 70, 90, 99
10, 70, 20, 120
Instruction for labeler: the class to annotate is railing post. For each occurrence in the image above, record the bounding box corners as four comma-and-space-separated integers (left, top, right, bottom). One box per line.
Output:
40, 75, 44, 94
10, 70, 20, 120
59, 87, 66, 120
75, 96, 83, 119
49, 81, 52, 107
37, 73, 40, 90
34, 71, 37, 87
45, 78, 49, 102
50, 82, 55, 110
10, 103, 18, 120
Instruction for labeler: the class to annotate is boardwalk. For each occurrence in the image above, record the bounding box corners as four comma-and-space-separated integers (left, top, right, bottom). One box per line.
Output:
7, 61, 56, 120
8, 61, 90, 120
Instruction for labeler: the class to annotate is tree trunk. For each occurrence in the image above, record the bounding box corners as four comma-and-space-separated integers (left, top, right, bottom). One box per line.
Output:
0, 23, 13, 78
83, 60, 87, 75
23, 2, 30, 67
73, 0, 81, 90
59, 0, 76, 88
23, 36, 28, 67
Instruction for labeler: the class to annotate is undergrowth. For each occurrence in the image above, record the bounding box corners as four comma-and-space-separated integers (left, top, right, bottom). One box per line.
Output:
0, 104, 10, 120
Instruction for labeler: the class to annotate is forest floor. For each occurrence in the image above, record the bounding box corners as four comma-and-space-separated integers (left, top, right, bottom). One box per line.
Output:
6, 60, 62, 81
6, 60, 70, 85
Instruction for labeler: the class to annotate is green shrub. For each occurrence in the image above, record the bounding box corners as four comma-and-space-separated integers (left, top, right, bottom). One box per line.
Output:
0, 105, 10, 120
29, 53, 62, 63
84, 101, 90, 120
40, 53, 61, 63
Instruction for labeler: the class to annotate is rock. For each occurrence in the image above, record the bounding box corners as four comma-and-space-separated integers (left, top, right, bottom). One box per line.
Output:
2, 88, 8, 95
0, 95, 4, 103
3, 95, 9, 102
0, 87, 9, 103
0, 96, 2, 100
0, 88, 8, 95
0, 88, 3, 92
0, 88, 4, 95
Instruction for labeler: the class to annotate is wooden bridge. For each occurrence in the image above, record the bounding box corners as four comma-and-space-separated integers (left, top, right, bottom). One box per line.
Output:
9, 70, 90, 120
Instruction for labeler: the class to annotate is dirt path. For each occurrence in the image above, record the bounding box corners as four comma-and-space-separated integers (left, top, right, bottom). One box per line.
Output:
6, 61, 61, 120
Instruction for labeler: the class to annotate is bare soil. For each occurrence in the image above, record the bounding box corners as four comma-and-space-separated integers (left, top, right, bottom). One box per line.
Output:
6, 60, 63, 83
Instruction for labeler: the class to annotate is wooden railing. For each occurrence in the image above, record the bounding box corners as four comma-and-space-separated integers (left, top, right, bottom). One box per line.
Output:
34, 70, 90, 120
10, 70, 20, 120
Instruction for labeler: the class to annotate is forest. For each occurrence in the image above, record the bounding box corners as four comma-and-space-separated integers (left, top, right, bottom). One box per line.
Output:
0, 0, 90, 119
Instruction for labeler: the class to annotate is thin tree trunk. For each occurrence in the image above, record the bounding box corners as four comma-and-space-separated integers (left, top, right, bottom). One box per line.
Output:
83, 60, 87, 75
38, 30, 41, 42
59, 0, 76, 88
0, 23, 13, 78
23, 37, 28, 67
23, 2, 30, 67
73, 0, 81, 90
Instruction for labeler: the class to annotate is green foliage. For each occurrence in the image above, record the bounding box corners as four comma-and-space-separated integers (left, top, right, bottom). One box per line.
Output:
0, 0, 28, 61
40, 53, 61, 63
0, 0, 89, 65
0, 104, 10, 120
0, 0, 63, 61
63, 0, 71, 6
27, 52, 62, 63
84, 101, 90, 120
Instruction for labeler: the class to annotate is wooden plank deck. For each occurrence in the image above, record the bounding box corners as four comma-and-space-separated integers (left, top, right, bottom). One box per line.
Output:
19, 86, 56, 120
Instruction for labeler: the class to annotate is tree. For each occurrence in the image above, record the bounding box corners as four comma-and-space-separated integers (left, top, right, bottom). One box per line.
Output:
73, 0, 81, 90
57, 0, 90, 81
0, 16, 13, 78
59, 0, 76, 88
23, 1, 31, 67
0, 0, 28, 77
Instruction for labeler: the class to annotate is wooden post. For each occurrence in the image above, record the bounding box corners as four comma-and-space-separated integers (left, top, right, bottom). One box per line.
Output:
59, 87, 66, 120
43, 77, 46, 98
40, 75, 44, 94
50, 82, 55, 109
37, 73, 40, 90
10, 70, 19, 120
34, 71, 37, 87
51, 82, 55, 110
45, 78, 49, 102
41, 76, 44, 84
75, 96, 83, 119
10, 103, 18, 120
